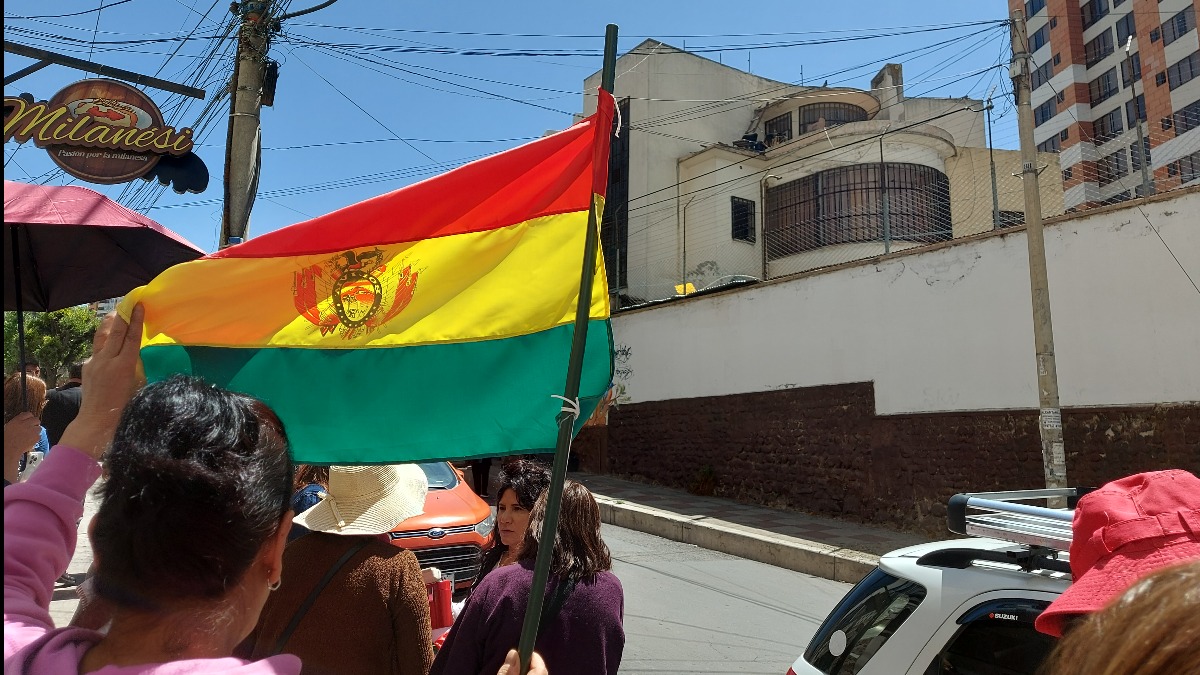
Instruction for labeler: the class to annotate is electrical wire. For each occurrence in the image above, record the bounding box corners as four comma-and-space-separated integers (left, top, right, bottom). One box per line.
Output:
283, 47, 439, 163
4, 0, 132, 20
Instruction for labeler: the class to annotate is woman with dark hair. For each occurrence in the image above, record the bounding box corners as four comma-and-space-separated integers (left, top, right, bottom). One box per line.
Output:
431, 480, 625, 675
473, 459, 552, 589
3, 307, 301, 673
3, 308, 550, 675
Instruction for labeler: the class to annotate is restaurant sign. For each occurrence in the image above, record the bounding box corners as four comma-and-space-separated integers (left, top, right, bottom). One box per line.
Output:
4, 78, 207, 190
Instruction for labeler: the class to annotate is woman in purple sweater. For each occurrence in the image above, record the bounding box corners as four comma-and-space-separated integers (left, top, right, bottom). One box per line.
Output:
431, 480, 625, 675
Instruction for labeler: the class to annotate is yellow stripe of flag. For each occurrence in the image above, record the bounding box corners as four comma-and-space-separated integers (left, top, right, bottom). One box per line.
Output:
125, 207, 608, 349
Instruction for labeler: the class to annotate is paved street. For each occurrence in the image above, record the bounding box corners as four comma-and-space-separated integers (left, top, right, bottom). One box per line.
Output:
606, 523, 849, 674
50, 484, 853, 674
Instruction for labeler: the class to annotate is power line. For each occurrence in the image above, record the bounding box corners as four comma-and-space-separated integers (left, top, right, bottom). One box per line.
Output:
4, 0, 132, 20
283, 47, 439, 163
284, 19, 1005, 41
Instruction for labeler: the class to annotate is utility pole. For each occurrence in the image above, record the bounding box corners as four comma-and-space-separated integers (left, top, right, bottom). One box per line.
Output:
986, 85, 1000, 229
220, 2, 272, 249
878, 125, 891, 253
1011, 10, 1068, 492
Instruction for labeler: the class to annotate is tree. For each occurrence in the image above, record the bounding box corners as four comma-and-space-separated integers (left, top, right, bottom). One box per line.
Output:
3, 312, 34, 374
3, 308, 100, 387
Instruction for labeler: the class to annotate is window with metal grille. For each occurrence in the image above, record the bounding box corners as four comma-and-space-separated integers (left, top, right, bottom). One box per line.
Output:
1097, 148, 1129, 186
1081, 0, 1109, 29
796, 103, 868, 135
1121, 52, 1141, 87
1174, 99, 1200, 135
1101, 191, 1132, 205
1179, 151, 1200, 182
1130, 137, 1150, 171
763, 164, 950, 261
1060, 128, 1070, 141
998, 211, 1025, 228
1126, 94, 1145, 126
1162, 6, 1196, 46
1030, 24, 1051, 52
1085, 29, 1115, 68
730, 196, 755, 243
1094, 107, 1124, 141
1089, 68, 1120, 105
1034, 99, 1057, 126
1032, 60, 1054, 90
1167, 51, 1200, 90
1115, 13, 1136, 47
764, 112, 793, 145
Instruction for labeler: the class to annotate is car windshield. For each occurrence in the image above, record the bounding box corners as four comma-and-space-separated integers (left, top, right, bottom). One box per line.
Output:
419, 462, 458, 490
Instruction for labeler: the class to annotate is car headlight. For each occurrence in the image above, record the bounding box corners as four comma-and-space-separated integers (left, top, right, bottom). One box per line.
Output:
474, 512, 495, 538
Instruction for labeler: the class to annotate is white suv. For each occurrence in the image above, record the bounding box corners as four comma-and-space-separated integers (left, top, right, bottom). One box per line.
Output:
788, 488, 1084, 675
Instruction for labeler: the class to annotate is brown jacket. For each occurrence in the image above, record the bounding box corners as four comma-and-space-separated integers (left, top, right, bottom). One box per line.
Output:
243, 533, 434, 675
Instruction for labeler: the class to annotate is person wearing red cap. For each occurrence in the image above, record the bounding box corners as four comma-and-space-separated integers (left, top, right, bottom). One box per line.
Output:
1041, 560, 1200, 675
1034, 469, 1200, 638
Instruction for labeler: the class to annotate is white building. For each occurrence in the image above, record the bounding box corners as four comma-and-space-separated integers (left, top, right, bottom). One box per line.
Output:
579, 41, 1063, 306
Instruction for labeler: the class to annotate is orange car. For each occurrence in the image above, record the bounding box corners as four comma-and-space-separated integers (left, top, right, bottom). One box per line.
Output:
388, 462, 495, 591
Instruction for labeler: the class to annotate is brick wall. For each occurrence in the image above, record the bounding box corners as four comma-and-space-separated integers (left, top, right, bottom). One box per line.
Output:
599, 382, 1199, 536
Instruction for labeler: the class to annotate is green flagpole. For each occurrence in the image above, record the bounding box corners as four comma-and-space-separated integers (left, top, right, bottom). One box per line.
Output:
516, 22, 618, 672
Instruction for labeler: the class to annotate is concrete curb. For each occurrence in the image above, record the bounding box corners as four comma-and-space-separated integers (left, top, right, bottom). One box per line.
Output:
596, 495, 877, 584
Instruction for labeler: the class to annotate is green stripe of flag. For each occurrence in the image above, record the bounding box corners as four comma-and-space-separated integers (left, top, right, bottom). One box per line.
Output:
139, 320, 613, 464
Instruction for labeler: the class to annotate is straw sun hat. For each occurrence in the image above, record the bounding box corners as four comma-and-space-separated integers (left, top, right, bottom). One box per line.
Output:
293, 464, 428, 536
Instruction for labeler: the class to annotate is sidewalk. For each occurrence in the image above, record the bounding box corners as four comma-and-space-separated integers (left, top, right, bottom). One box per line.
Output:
572, 471, 931, 584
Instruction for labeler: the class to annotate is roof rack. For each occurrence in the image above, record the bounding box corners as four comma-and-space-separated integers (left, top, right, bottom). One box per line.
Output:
947, 488, 1091, 551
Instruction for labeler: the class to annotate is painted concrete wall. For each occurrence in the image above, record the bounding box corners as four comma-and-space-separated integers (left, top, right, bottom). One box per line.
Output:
945, 146, 1066, 235
583, 41, 789, 302
899, 97, 987, 148
609, 188, 1200, 414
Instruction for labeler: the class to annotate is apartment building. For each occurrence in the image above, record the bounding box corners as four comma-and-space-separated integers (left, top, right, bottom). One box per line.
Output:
1013, 0, 1200, 210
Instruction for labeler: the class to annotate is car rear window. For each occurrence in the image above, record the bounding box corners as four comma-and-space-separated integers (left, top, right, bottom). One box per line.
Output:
804, 568, 927, 674
419, 462, 458, 489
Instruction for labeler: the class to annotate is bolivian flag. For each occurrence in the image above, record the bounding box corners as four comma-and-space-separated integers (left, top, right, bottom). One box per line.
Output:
119, 95, 615, 464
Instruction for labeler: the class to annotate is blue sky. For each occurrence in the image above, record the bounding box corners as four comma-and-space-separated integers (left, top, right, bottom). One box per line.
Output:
4, 1, 1018, 252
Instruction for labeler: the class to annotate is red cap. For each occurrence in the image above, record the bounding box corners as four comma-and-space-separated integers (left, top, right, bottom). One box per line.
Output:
1035, 469, 1200, 637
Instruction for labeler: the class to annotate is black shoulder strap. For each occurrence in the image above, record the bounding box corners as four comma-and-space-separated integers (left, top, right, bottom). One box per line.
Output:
272, 537, 372, 654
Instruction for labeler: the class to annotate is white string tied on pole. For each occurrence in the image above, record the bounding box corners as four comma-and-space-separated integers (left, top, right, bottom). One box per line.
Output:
551, 394, 582, 422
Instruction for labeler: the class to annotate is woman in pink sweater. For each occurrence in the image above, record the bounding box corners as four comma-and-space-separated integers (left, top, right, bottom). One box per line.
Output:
3, 307, 302, 674
3, 309, 546, 675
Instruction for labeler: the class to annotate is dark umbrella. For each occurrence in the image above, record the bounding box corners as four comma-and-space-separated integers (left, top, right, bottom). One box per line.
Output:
3, 180, 205, 404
